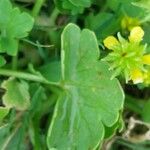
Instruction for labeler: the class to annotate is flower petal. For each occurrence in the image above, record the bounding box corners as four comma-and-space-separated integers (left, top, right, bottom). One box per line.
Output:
129, 26, 144, 43
130, 68, 143, 84
142, 54, 150, 65
103, 36, 119, 50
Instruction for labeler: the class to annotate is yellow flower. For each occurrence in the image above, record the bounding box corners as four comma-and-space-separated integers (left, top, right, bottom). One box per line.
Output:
103, 26, 148, 84
130, 69, 143, 84
128, 26, 144, 43
103, 36, 119, 50
142, 54, 150, 65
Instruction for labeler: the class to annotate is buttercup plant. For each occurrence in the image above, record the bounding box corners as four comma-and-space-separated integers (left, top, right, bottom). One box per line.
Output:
103, 26, 150, 84
1, 0, 150, 149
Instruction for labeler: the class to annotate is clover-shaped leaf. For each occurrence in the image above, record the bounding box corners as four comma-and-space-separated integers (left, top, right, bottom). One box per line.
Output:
7, 8, 34, 38
55, 0, 93, 14
0, 0, 34, 56
47, 24, 124, 149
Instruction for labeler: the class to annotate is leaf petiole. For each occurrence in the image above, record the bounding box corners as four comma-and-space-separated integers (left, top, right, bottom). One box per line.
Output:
0, 69, 60, 86
32, 0, 45, 17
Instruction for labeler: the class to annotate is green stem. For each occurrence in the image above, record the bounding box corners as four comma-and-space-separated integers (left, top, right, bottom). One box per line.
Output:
49, 7, 59, 26
0, 69, 60, 86
32, 0, 45, 17
49, 8, 60, 45
22, 39, 54, 48
12, 55, 18, 70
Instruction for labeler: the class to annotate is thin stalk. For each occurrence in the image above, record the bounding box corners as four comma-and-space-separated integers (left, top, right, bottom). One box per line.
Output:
22, 39, 54, 48
0, 69, 60, 86
32, 0, 45, 17
49, 7, 60, 26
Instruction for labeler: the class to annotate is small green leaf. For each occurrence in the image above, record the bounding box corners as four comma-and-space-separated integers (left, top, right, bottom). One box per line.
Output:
1, 78, 30, 110
55, 0, 93, 14
63, 0, 84, 14
47, 23, 124, 149
0, 0, 34, 56
0, 107, 9, 122
7, 8, 34, 38
0, 37, 18, 56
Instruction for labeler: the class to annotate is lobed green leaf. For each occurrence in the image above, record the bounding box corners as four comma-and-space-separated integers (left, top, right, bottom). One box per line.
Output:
1, 78, 30, 111
54, 0, 93, 14
0, 0, 34, 56
47, 23, 124, 149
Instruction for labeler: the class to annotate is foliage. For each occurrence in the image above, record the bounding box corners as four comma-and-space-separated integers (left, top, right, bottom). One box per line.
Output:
1, 77, 30, 110
47, 23, 124, 149
0, 0, 150, 150
54, 0, 94, 15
